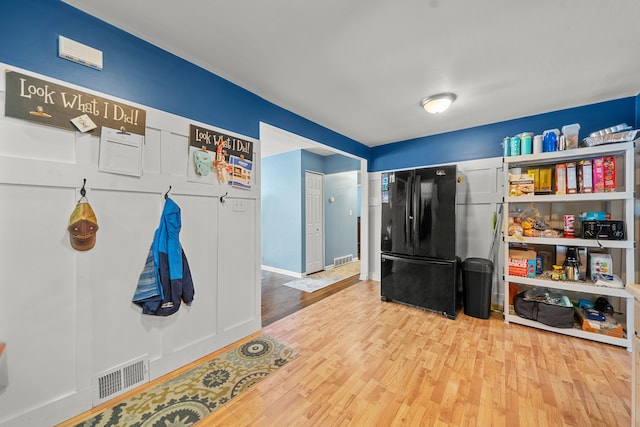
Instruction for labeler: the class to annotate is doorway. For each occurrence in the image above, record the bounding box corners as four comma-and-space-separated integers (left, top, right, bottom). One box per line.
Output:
259, 123, 368, 325
305, 171, 324, 275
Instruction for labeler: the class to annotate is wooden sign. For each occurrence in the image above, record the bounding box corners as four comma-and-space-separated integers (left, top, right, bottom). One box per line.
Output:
189, 124, 253, 162
4, 69, 146, 135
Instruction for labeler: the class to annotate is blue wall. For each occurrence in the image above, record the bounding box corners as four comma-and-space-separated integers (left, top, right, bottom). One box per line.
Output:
324, 154, 361, 174
0, 1, 370, 160
370, 98, 637, 171
325, 172, 358, 264
261, 151, 303, 272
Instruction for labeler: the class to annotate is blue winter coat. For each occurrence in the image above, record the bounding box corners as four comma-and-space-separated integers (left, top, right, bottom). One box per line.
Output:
133, 197, 195, 316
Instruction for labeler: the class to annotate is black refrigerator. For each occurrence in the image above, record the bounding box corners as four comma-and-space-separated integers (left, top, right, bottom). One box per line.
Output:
380, 165, 463, 319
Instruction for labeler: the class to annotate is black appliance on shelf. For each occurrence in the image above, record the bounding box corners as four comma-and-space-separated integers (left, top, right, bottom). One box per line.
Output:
380, 165, 463, 319
582, 220, 625, 240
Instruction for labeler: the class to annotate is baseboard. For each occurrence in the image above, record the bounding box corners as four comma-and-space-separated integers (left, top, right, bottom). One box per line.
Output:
261, 265, 303, 278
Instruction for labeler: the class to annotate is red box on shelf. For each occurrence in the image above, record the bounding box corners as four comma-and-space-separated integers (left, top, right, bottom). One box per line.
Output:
508, 249, 536, 278
603, 156, 616, 192
593, 157, 605, 192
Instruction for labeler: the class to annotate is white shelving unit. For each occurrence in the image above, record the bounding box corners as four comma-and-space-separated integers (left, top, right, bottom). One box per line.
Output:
502, 141, 637, 350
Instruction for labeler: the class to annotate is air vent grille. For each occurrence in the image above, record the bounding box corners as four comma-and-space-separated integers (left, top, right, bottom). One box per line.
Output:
94, 356, 148, 405
333, 255, 353, 267
98, 370, 123, 400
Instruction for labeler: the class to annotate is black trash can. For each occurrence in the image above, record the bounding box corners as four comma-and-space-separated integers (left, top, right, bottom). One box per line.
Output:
462, 258, 494, 319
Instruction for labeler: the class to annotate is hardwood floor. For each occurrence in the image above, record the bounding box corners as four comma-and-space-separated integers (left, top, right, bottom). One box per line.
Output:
59, 279, 633, 426
207, 280, 632, 426
261, 269, 361, 326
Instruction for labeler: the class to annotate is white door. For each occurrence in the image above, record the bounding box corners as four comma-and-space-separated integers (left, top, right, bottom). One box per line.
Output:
305, 171, 324, 274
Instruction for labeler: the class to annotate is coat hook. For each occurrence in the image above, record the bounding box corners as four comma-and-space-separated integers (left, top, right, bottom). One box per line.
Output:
164, 185, 172, 199
220, 192, 228, 205
79, 178, 87, 200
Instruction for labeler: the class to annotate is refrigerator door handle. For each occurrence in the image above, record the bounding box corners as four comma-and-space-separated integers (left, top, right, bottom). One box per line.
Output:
412, 174, 420, 247
405, 175, 413, 244
381, 253, 453, 266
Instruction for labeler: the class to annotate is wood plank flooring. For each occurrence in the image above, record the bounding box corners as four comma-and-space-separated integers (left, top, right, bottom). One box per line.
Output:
208, 280, 631, 426
59, 279, 632, 426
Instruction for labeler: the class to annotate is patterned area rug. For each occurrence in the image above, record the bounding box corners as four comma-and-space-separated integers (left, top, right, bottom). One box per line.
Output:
72, 335, 298, 427
282, 261, 360, 293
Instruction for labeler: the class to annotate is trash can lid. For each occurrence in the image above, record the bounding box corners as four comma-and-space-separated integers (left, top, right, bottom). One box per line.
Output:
462, 257, 494, 273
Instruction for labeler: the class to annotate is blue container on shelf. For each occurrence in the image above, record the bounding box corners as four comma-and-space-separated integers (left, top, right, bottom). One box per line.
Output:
585, 211, 606, 221
521, 133, 532, 155
502, 137, 510, 157
543, 131, 557, 152
509, 136, 521, 156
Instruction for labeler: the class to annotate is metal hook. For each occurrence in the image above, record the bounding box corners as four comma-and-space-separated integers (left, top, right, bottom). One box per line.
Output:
220, 192, 228, 205
79, 178, 87, 201
164, 185, 172, 200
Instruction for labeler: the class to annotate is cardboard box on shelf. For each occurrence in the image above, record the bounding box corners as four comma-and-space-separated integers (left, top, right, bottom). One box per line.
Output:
589, 253, 613, 281
509, 172, 535, 196
528, 168, 540, 192
555, 163, 567, 195
578, 159, 593, 193
603, 156, 616, 192
593, 157, 605, 192
508, 248, 537, 278
575, 308, 623, 338
566, 162, 577, 194
538, 167, 553, 193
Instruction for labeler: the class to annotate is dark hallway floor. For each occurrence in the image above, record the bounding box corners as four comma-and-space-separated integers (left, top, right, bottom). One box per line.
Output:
261, 269, 360, 326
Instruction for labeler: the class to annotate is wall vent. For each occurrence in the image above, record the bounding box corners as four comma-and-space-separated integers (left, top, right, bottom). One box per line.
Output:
333, 254, 353, 267
93, 356, 149, 405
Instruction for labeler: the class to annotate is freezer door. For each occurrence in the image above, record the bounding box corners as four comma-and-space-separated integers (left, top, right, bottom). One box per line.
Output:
380, 254, 462, 319
381, 170, 414, 255
413, 165, 457, 259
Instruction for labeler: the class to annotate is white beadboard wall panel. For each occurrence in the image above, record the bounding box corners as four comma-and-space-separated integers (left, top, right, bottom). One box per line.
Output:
161, 130, 188, 177
0, 92, 76, 163
161, 194, 219, 356
0, 63, 260, 427
218, 198, 260, 333
0, 184, 78, 420
89, 189, 164, 374
143, 127, 162, 175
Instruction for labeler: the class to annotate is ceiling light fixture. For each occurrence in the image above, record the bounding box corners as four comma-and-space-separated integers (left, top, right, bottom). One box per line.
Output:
421, 93, 457, 114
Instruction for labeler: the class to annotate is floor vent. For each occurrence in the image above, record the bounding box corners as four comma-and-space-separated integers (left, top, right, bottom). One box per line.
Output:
93, 356, 149, 405
333, 254, 353, 267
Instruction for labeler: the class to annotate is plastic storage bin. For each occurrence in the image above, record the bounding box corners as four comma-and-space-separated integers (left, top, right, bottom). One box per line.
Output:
462, 258, 494, 319
561, 123, 580, 150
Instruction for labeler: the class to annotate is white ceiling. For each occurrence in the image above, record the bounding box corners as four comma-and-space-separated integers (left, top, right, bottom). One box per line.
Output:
63, 0, 640, 155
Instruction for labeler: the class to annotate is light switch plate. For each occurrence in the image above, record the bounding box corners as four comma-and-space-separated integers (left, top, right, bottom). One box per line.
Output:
232, 199, 245, 212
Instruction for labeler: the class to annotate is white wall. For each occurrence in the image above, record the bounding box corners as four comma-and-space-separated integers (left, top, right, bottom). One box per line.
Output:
368, 157, 504, 303
0, 65, 261, 427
